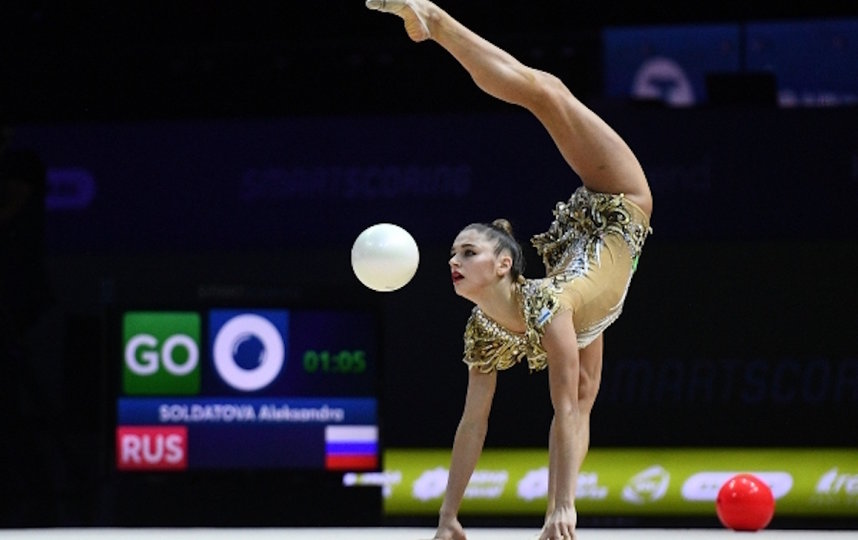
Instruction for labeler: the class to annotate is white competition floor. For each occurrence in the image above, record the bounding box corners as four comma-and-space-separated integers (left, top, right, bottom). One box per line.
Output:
1, 529, 856, 539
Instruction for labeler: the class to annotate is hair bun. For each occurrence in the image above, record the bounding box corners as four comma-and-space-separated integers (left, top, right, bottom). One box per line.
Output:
491, 218, 514, 236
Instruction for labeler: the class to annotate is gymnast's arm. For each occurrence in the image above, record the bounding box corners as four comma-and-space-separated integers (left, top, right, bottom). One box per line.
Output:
540, 310, 582, 539
436, 367, 497, 533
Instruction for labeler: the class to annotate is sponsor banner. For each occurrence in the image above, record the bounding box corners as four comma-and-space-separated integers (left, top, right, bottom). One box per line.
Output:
603, 24, 740, 106
12, 117, 505, 252
14, 108, 858, 254
604, 20, 858, 108
379, 448, 858, 517
746, 19, 858, 108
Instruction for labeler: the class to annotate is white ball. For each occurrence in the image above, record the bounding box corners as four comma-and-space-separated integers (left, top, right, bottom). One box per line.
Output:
351, 223, 419, 292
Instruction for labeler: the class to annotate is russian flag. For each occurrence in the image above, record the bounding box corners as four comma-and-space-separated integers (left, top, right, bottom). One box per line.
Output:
325, 425, 379, 471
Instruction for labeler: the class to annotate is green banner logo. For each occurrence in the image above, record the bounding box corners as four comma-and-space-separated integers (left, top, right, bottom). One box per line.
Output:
377, 448, 858, 517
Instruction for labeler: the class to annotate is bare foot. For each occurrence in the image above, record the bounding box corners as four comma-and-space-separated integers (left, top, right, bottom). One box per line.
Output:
539, 505, 577, 540
366, 0, 433, 42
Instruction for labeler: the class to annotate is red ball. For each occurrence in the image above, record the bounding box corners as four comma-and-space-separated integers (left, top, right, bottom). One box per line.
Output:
716, 473, 775, 531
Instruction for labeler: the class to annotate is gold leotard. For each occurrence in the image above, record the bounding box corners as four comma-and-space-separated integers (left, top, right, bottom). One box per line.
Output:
463, 187, 651, 373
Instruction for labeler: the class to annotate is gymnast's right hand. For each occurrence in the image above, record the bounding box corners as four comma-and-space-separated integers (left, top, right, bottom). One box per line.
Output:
430, 514, 467, 540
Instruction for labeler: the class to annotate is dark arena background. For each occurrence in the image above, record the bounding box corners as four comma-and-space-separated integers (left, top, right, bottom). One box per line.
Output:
1, 1, 857, 535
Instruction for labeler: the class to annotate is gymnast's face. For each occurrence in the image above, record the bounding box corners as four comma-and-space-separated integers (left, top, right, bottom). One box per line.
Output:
449, 228, 511, 301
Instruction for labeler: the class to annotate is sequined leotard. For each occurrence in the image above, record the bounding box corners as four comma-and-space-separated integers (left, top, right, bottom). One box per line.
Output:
463, 187, 651, 373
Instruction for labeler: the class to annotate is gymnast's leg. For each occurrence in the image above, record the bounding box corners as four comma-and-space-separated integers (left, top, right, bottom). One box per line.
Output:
366, 0, 652, 213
